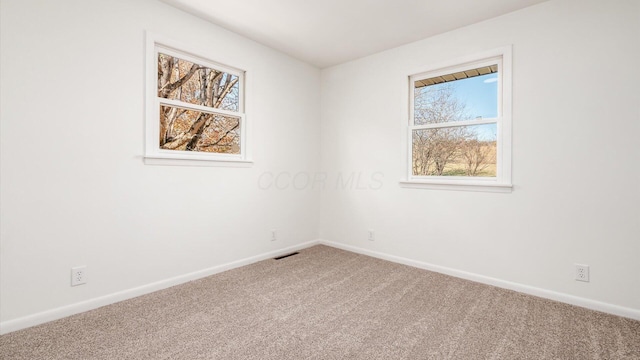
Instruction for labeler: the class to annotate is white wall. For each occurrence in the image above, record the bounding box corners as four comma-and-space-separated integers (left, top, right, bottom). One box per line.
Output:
319, 0, 640, 313
0, 0, 321, 326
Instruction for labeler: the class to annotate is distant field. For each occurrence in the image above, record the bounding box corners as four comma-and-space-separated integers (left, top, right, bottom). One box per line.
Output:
441, 162, 496, 177
412, 142, 497, 177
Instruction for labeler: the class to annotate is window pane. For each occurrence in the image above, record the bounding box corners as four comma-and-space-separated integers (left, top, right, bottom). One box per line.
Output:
158, 53, 240, 112
412, 124, 496, 177
414, 67, 498, 125
159, 105, 241, 154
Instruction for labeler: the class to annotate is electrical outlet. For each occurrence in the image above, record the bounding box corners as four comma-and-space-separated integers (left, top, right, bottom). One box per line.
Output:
71, 266, 86, 286
575, 264, 589, 282
368, 230, 375, 241
271, 229, 277, 241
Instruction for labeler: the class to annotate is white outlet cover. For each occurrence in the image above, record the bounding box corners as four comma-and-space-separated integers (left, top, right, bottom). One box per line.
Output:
71, 266, 87, 286
575, 264, 589, 282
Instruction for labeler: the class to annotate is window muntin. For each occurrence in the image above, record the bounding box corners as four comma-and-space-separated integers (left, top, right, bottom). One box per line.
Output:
407, 49, 511, 189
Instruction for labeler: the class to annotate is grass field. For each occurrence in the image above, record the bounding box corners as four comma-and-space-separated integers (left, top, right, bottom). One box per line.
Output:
440, 162, 496, 177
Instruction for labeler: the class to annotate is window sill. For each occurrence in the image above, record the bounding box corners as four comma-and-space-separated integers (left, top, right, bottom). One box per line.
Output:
399, 179, 512, 193
144, 156, 253, 167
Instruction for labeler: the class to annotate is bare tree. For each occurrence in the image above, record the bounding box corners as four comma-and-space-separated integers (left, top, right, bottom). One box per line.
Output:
157, 53, 240, 153
414, 84, 468, 125
461, 136, 496, 176
413, 85, 470, 176
431, 127, 468, 176
413, 131, 434, 175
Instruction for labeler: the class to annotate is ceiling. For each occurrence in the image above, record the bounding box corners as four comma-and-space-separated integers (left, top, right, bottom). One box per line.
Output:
160, 0, 548, 68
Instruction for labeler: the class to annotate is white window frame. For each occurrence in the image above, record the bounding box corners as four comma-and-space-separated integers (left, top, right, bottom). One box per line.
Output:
144, 32, 252, 167
400, 46, 513, 192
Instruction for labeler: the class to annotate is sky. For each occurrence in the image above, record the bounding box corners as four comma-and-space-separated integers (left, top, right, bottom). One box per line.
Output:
457, 73, 498, 141
451, 72, 498, 119
417, 72, 498, 141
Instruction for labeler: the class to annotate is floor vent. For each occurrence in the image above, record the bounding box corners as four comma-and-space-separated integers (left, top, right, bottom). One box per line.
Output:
274, 252, 299, 260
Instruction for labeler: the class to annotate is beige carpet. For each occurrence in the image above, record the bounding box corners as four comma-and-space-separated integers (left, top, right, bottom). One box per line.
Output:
1, 245, 639, 359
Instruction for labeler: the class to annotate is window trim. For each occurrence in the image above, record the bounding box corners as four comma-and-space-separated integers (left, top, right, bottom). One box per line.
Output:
401, 46, 512, 192
144, 32, 252, 166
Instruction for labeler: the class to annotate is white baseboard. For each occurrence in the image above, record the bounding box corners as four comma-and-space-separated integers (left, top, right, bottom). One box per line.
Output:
0, 240, 320, 335
319, 239, 640, 321
3, 238, 637, 334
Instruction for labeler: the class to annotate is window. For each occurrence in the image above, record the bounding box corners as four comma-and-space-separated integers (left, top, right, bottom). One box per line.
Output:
145, 33, 250, 165
402, 47, 512, 192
